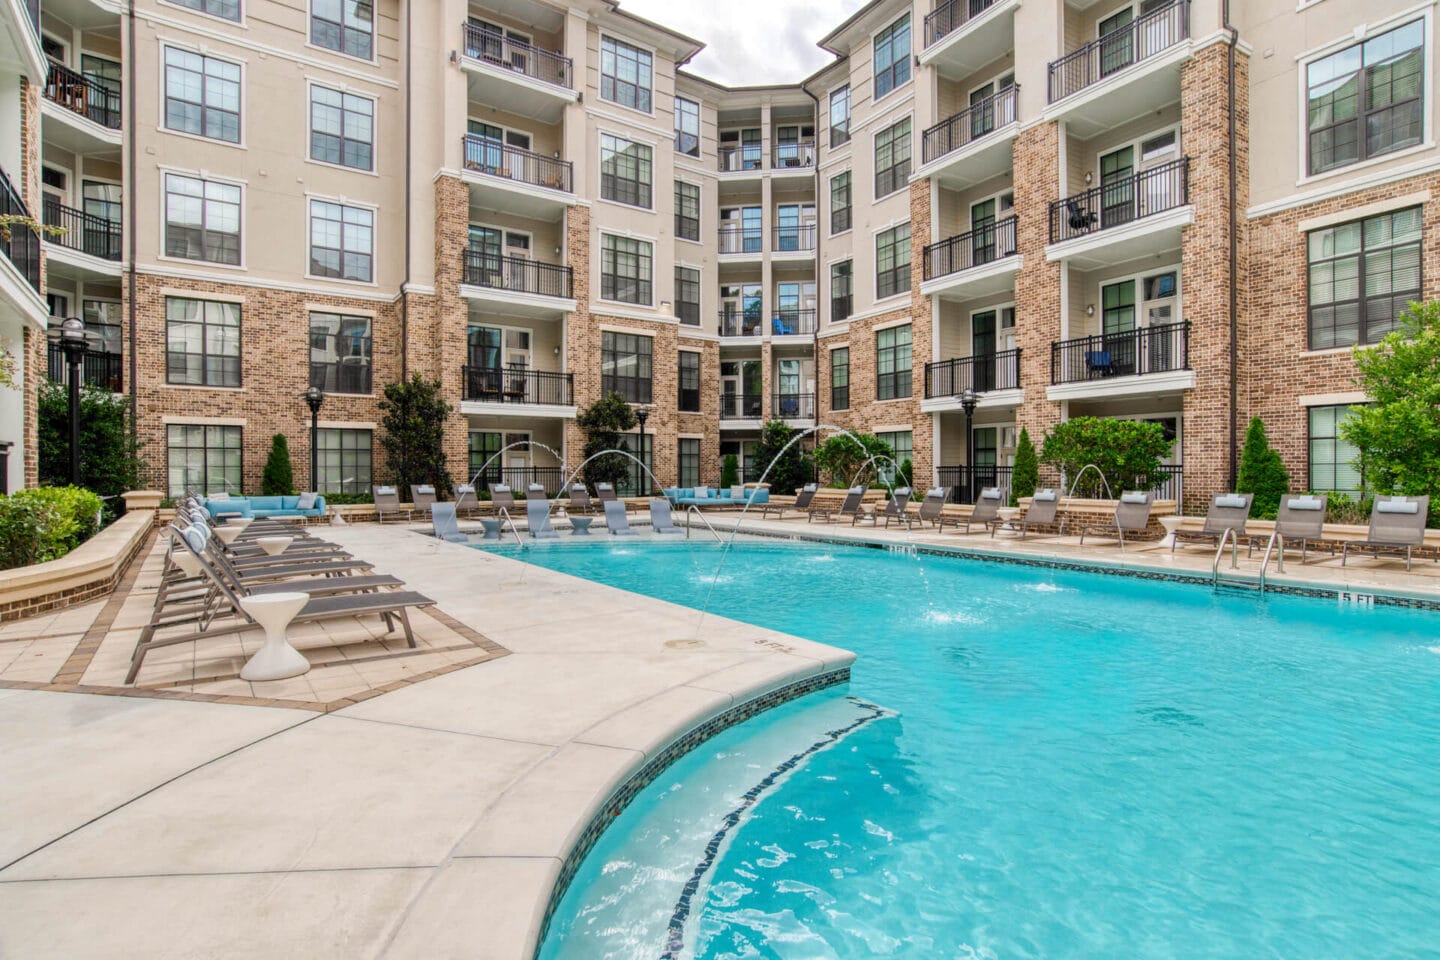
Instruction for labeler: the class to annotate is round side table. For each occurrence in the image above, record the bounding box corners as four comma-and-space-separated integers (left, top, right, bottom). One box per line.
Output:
255, 536, 294, 556
238, 592, 311, 681
480, 517, 502, 540
570, 516, 594, 536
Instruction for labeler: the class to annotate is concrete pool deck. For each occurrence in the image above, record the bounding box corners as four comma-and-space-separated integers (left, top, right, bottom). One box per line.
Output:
3, 512, 1439, 958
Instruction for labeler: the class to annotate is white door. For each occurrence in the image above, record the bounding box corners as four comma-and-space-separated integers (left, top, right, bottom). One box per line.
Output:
1138, 130, 1180, 215
503, 232, 531, 289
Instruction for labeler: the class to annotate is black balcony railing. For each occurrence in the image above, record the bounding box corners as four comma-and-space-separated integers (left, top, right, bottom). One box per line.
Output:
938, 465, 1014, 505
925, 0, 999, 48
922, 85, 1019, 165
1048, 157, 1188, 243
471, 464, 567, 496
41, 197, 121, 261
47, 345, 123, 391
771, 308, 817, 336
773, 224, 817, 253
720, 393, 764, 419
461, 248, 572, 298
0, 168, 40, 295
718, 225, 763, 255
718, 145, 764, 172
309, 334, 372, 394
461, 22, 573, 89
772, 141, 816, 169
601, 374, 651, 405
925, 349, 1021, 398
462, 134, 573, 193
924, 216, 1018, 281
464, 366, 573, 405
719, 311, 762, 337
1050, 320, 1189, 384
45, 60, 121, 129
772, 392, 816, 419
1048, 1, 1189, 103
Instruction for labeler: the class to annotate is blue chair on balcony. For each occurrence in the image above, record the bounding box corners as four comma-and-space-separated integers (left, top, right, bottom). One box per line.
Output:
772, 316, 794, 336
1085, 349, 1113, 377
779, 395, 799, 417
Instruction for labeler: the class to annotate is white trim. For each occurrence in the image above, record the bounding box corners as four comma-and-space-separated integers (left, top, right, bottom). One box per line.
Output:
317, 420, 377, 430
920, 253, 1022, 299
1297, 190, 1431, 232
5, 0, 48, 83
39, 99, 123, 147
595, 321, 660, 337
304, 79, 379, 176
1040, 40, 1192, 123
306, 302, 375, 318
872, 315, 912, 333
158, 41, 248, 149
160, 285, 243, 302
597, 32, 657, 119
1046, 369, 1196, 402
303, 197, 378, 288
161, 415, 246, 425
159, 170, 247, 273
1249, 155, 1440, 218
1298, 391, 1369, 407
1045, 205, 1195, 261
459, 402, 578, 421
139, 263, 400, 302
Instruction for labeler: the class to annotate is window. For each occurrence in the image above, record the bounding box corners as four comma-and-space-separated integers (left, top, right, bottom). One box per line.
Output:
601, 331, 653, 403
831, 260, 853, 322
166, 297, 240, 387
600, 234, 652, 305
830, 347, 850, 410
316, 428, 372, 494
675, 180, 700, 241
877, 430, 913, 478
1309, 404, 1365, 494
830, 171, 852, 234
170, 0, 240, 20
876, 225, 911, 300
830, 85, 851, 147
309, 200, 374, 282
600, 134, 653, 208
600, 35, 652, 113
1306, 20, 1424, 176
82, 300, 124, 356
675, 266, 701, 325
167, 424, 242, 497
312, 0, 374, 60
674, 96, 700, 157
874, 15, 911, 99
469, 431, 502, 484
678, 351, 701, 411
1308, 205, 1421, 349
875, 118, 912, 197
876, 324, 912, 400
163, 47, 240, 143
164, 174, 241, 265
310, 85, 373, 170
678, 438, 701, 488
309, 312, 372, 394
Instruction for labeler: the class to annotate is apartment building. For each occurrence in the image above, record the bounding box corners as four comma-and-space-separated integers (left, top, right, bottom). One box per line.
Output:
3, 0, 1433, 510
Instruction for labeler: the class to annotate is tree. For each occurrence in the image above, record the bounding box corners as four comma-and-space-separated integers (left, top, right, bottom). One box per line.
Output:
1040, 417, 1170, 498
1236, 417, 1290, 518
261, 434, 295, 495
575, 391, 637, 491
814, 432, 894, 488
752, 419, 814, 495
720, 454, 739, 490
378, 374, 455, 497
38, 381, 144, 502
1009, 427, 1040, 506
1341, 300, 1440, 524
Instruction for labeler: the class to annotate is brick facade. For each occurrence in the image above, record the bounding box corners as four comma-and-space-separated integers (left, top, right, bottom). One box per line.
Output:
1010, 120, 1064, 447
20, 76, 41, 488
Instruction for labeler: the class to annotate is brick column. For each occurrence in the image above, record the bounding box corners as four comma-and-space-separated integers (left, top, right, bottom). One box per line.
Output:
1011, 120, 1063, 448
908, 178, 935, 484
20, 77, 43, 488
431, 175, 471, 485
564, 204, 593, 472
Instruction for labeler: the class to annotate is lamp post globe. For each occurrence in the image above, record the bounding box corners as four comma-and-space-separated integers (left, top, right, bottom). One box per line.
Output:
59, 317, 89, 486
959, 389, 979, 505
303, 387, 325, 493
633, 405, 649, 495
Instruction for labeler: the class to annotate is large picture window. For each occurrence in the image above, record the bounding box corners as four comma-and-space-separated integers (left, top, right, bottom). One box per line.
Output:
167, 424, 241, 497
310, 85, 374, 170
678, 351, 701, 411
876, 225, 911, 300
873, 15, 911, 99
674, 96, 700, 156
164, 174, 241, 265
1308, 404, 1365, 494
1307, 20, 1424, 175
830, 347, 850, 410
600, 35, 653, 112
600, 134, 653, 208
601, 331, 653, 403
874, 118, 911, 197
316, 428, 372, 494
166, 297, 241, 387
600, 235, 653, 305
876, 324, 912, 400
309, 200, 374, 282
163, 47, 240, 143
309, 312, 372, 394
312, 0, 373, 60
1308, 205, 1421, 349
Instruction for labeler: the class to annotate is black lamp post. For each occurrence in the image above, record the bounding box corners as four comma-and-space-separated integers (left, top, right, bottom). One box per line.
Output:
303, 386, 325, 493
58, 317, 88, 485
634, 405, 649, 495
959, 388, 978, 505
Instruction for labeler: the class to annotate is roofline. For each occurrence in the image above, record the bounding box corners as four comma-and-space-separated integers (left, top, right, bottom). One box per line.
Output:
675, 69, 817, 96
604, 1, 707, 64
817, 0, 890, 55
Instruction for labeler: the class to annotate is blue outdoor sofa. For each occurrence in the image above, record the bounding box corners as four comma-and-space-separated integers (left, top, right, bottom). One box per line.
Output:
200, 494, 327, 520
662, 487, 769, 508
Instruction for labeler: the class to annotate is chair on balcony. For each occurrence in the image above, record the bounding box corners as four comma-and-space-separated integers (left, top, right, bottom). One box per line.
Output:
772, 316, 794, 336
1078, 491, 1154, 549
1342, 495, 1432, 572
1172, 492, 1254, 554
1065, 200, 1097, 232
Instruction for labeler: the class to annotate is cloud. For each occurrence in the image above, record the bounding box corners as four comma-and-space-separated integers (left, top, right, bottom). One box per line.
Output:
617, 0, 870, 86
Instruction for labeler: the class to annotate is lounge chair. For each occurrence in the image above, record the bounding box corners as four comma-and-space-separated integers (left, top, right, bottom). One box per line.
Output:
1013, 489, 1062, 539
568, 484, 596, 514
942, 487, 1004, 535
1077, 491, 1154, 548
1248, 494, 1332, 564
603, 499, 637, 535
880, 487, 913, 529
595, 483, 618, 506
914, 487, 950, 527
760, 483, 817, 520
430, 503, 469, 543
809, 486, 865, 524
1172, 492, 1254, 553
526, 496, 559, 539
489, 483, 516, 517
453, 484, 480, 519
372, 486, 412, 523
410, 484, 437, 518
650, 498, 683, 534
1342, 495, 1431, 572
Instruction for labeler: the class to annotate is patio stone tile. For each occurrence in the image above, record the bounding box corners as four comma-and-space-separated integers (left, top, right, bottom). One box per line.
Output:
381, 858, 559, 960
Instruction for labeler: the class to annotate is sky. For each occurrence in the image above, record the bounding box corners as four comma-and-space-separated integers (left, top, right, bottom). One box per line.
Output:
616, 0, 872, 86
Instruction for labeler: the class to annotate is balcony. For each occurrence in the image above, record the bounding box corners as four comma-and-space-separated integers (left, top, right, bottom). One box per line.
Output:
42, 60, 122, 155
463, 366, 574, 412
720, 393, 763, 421
461, 135, 575, 219
1045, 1, 1189, 136
922, 216, 1020, 299
41, 197, 121, 278
459, 248, 575, 317
921, 0, 1019, 77
459, 22, 576, 122
719, 311, 762, 339
0, 167, 42, 301
924, 349, 1021, 398
47, 344, 122, 391
718, 225, 764, 260
309, 333, 372, 395
917, 85, 1018, 188
771, 223, 816, 259
771, 308, 816, 338
772, 141, 816, 173
718, 145, 764, 175
772, 392, 816, 421
1046, 159, 1191, 266
1047, 321, 1193, 401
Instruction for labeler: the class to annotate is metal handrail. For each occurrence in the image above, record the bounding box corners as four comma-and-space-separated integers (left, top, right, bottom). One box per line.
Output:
1212, 526, 1239, 588
1047, 0, 1189, 103
1258, 531, 1285, 593
496, 506, 523, 546
460, 22, 573, 89
921, 85, 1019, 165
685, 505, 722, 542
461, 135, 573, 192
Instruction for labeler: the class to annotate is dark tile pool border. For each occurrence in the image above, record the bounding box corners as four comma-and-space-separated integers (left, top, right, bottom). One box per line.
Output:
535, 665, 851, 954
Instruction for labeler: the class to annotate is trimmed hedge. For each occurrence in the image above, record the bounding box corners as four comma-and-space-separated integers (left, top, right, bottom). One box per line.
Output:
0, 486, 105, 570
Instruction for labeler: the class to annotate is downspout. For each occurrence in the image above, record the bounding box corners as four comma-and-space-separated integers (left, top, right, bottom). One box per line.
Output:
399, 0, 412, 380
1224, 0, 1239, 489
125, 1, 137, 439
803, 85, 820, 444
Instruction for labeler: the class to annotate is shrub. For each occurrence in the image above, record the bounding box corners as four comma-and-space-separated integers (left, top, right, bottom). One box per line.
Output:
17, 485, 104, 547
576, 392, 637, 491
1316, 491, 1374, 526
1236, 417, 1290, 518
379, 374, 456, 497
1041, 417, 1171, 498
38, 381, 144, 505
261, 434, 295, 496
893, 459, 913, 491
814, 433, 894, 488
1010, 427, 1040, 506
720, 454, 740, 490
319, 492, 373, 505
752, 420, 814, 495
0, 496, 65, 569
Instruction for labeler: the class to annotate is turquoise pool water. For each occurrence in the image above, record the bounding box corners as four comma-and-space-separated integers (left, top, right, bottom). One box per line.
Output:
502, 539, 1440, 959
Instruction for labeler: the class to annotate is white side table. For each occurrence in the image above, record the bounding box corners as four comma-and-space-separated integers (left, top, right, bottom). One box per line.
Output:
996, 506, 1021, 536
213, 525, 245, 546
238, 592, 311, 681
255, 536, 294, 556
1158, 515, 1186, 549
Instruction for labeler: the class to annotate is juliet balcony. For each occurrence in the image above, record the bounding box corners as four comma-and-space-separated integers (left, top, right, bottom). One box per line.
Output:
1047, 321, 1193, 402
1046, 158, 1191, 267
917, 84, 1018, 189
921, 349, 1022, 414
461, 134, 575, 219
459, 21, 576, 122
459, 247, 576, 318
922, 215, 1020, 300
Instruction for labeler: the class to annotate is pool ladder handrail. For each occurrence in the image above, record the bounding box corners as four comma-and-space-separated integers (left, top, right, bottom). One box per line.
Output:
684, 504, 723, 542
1257, 531, 1286, 594
496, 506, 524, 546
1212, 526, 1241, 589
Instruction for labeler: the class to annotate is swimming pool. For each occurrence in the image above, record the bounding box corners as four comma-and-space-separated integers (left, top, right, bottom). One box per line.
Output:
495, 538, 1440, 959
